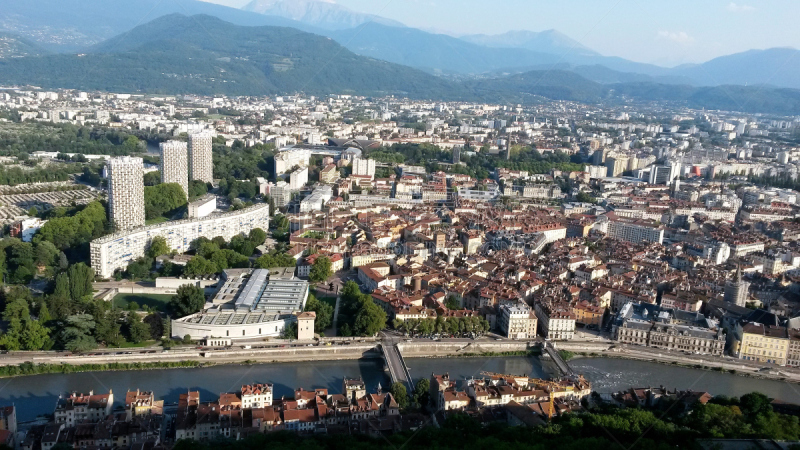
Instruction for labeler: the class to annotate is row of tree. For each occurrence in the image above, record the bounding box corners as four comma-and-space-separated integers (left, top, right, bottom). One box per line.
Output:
392, 316, 490, 337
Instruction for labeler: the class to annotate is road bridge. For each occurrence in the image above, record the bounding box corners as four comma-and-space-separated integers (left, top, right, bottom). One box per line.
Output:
380, 339, 413, 391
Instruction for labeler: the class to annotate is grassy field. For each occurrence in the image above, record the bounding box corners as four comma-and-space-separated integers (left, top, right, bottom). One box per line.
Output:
113, 293, 173, 312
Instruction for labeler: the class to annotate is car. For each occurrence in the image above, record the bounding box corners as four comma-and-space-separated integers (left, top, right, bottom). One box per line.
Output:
495, 338, 502, 341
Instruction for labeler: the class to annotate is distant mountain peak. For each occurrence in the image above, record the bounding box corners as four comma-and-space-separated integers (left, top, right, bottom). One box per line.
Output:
241, 0, 404, 30
460, 29, 599, 57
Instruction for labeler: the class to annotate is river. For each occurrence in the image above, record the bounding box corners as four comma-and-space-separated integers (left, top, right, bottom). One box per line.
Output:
4, 356, 800, 422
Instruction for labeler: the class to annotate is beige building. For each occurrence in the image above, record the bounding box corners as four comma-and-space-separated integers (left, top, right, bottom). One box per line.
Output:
188, 132, 214, 183
297, 311, 316, 340
736, 323, 789, 366
534, 301, 576, 340
499, 303, 537, 339
160, 140, 189, 198
106, 156, 145, 231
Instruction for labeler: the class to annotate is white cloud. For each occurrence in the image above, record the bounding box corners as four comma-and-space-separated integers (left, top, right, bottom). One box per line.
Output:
657, 31, 695, 45
727, 2, 755, 12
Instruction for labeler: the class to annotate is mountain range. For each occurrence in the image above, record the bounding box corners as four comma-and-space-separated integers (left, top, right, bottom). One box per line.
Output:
1, 0, 799, 90
241, 0, 404, 30
1, 14, 800, 116
0, 14, 460, 98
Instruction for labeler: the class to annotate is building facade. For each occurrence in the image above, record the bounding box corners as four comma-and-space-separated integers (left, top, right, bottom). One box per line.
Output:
90, 204, 270, 278
106, 156, 145, 231
607, 215, 664, 245
352, 157, 376, 179
612, 302, 725, 356
160, 140, 189, 198
188, 132, 214, 183
499, 303, 538, 339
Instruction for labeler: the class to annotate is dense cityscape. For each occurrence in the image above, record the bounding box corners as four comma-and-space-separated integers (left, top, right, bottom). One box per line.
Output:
1, 1, 800, 449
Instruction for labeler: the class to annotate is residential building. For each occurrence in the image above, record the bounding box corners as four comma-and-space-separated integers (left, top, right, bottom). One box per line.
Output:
534, 301, 576, 340
106, 156, 145, 231
90, 204, 270, 278
160, 140, 189, 198
352, 157, 376, 179
188, 131, 214, 183
54, 391, 114, 427
499, 303, 538, 339
606, 213, 664, 245
297, 311, 316, 340
241, 383, 273, 409
187, 195, 216, 219
735, 323, 789, 365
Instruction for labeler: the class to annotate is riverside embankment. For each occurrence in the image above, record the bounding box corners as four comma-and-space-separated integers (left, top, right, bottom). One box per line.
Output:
1, 339, 800, 385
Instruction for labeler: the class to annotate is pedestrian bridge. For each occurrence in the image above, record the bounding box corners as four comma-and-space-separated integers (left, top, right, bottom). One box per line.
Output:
542, 341, 574, 376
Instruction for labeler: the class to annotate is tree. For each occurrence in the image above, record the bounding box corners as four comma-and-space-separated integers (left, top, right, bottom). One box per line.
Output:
390, 382, 409, 409
309, 256, 333, 282
147, 236, 170, 259
248, 228, 267, 245
255, 251, 296, 269
144, 313, 165, 340
143, 171, 161, 186
740, 392, 772, 418
125, 258, 152, 280
35, 241, 59, 268
188, 180, 208, 199
169, 285, 206, 317
144, 182, 187, 219
282, 322, 297, 339
17, 319, 51, 350
60, 314, 97, 352
67, 263, 94, 301
352, 297, 387, 336
126, 313, 150, 343
413, 378, 431, 409
184, 256, 217, 277
94, 308, 124, 347
445, 296, 460, 310
576, 191, 597, 204
304, 294, 333, 332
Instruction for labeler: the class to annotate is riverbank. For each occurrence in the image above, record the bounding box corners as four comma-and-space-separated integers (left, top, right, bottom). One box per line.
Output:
556, 341, 800, 384
0, 360, 207, 378
3, 339, 800, 385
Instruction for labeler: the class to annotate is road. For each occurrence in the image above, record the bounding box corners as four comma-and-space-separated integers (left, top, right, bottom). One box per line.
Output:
381, 333, 413, 390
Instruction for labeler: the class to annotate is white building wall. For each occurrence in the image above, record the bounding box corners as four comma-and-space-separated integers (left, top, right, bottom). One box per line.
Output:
91, 205, 270, 278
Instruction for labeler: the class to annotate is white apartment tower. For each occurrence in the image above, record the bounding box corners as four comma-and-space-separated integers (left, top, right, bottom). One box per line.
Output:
188, 132, 214, 183
107, 156, 145, 232
352, 157, 376, 179
160, 140, 189, 198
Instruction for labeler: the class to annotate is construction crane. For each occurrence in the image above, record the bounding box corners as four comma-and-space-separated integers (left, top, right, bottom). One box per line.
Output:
480, 371, 563, 420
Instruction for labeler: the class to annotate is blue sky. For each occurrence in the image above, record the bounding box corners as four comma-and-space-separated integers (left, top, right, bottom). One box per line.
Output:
203, 0, 800, 66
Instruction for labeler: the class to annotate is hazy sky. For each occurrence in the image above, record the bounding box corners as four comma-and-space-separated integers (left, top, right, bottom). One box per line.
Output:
202, 0, 800, 66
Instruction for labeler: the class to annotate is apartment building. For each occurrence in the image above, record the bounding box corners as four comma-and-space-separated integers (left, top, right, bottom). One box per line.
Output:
498, 303, 538, 339
106, 156, 145, 231
735, 323, 789, 365
188, 131, 214, 183
90, 204, 270, 278
160, 140, 189, 198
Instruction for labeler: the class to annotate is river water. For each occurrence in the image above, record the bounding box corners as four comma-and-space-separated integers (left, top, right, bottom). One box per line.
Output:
4, 356, 800, 422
